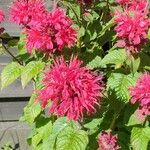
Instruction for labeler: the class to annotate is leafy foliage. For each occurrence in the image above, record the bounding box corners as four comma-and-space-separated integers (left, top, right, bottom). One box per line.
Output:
0, 0, 150, 149
131, 127, 150, 150
107, 73, 138, 103
21, 61, 45, 88
101, 49, 127, 66
1, 62, 22, 90
20, 94, 42, 125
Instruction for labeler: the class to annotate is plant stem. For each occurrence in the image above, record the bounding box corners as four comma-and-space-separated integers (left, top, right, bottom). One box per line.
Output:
2, 43, 23, 65
109, 113, 117, 130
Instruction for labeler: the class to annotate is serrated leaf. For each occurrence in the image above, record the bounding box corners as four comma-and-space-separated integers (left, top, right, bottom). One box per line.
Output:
83, 118, 103, 135
32, 120, 52, 148
21, 94, 42, 125
18, 33, 27, 54
147, 28, 150, 40
131, 127, 150, 150
98, 18, 115, 37
52, 117, 69, 134
107, 73, 138, 102
56, 127, 88, 150
43, 117, 80, 150
101, 49, 127, 66
1, 62, 22, 90
23, 102, 41, 125
87, 56, 102, 69
78, 26, 85, 38
127, 109, 146, 126
21, 61, 45, 88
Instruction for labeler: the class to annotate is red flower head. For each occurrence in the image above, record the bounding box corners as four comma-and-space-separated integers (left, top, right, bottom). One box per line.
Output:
26, 8, 77, 53
37, 56, 104, 121
0, 10, 4, 23
98, 131, 120, 150
0, 10, 5, 34
130, 73, 150, 116
10, 0, 46, 26
116, 0, 129, 5
116, 0, 147, 11
114, 10, 150, 53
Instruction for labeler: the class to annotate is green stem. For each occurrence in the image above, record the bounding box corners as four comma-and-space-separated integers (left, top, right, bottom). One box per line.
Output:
109, 113, 118, 130
61, 1, 81, 25
2, 43, 23, 65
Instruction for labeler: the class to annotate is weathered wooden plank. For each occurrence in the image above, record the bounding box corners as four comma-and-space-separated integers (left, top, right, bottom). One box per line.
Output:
0, 99, 28, 121
0, 122, 31, 149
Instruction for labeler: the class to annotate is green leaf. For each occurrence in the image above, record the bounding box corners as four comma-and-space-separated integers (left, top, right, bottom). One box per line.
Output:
83, 118, 103, 135
21, 94, 42, 125
18, 33, 27, 54
78, 26, 85, 38
126, 56, 140, 73
43, 117, 88, 150
98, 18, 115, 37
131, 127, 150, 150
8, 39, 19, 47
87, 56, 102, 69
56, 127, 88, 150
21, 61, 45, 88
1, 62, 22, 90
147, 28, 150, 40
127, 109, 146, 126
52, 117, 70, 134
32, 120, 52, 148
101, 49, 127, 66
107, 73, 138, 103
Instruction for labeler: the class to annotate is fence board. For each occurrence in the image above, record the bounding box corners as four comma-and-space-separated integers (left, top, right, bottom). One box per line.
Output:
0, 122, 31, 149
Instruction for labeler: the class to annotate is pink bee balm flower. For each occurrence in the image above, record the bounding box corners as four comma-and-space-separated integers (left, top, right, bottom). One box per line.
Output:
37, 56, 104, 121
98, 131, 120, 150
116, 0, 147, 11
116, 0, 129, 5
0, 10, 4, 23
114, 10, 150, 53
10, 0, 46, 26
0, 10, 5, 34
26, 8, 77, 53
130, 73, 150, 116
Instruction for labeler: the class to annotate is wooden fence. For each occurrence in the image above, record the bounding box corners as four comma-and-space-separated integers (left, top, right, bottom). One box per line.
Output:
0, 0, 52, 149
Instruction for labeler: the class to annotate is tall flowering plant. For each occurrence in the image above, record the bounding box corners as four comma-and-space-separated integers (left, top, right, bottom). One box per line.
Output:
1, 0, 150, 149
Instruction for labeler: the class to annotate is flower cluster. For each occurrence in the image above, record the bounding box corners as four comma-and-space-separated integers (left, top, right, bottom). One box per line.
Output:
116, 0, 128, 5
10, 0, 46, 26
37, 56, 103, 121
0, 10, 4, 23
98, 131, 120, 150
10, 0, 77, 54
130, 73, 150, 117
0, 10, 5, 34
114, 0, 150, 53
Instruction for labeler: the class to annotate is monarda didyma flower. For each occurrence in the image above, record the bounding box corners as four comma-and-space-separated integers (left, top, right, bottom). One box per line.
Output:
98, 131, 120, 150
37, 56, 104, 121
0, 10, 4, 23
0, 10, 5, 34
130, 73, 150, 116
10, 0, 46, 26
10, 0, 77, 54
26, 8, 77, 53
114, 9, 150, 53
